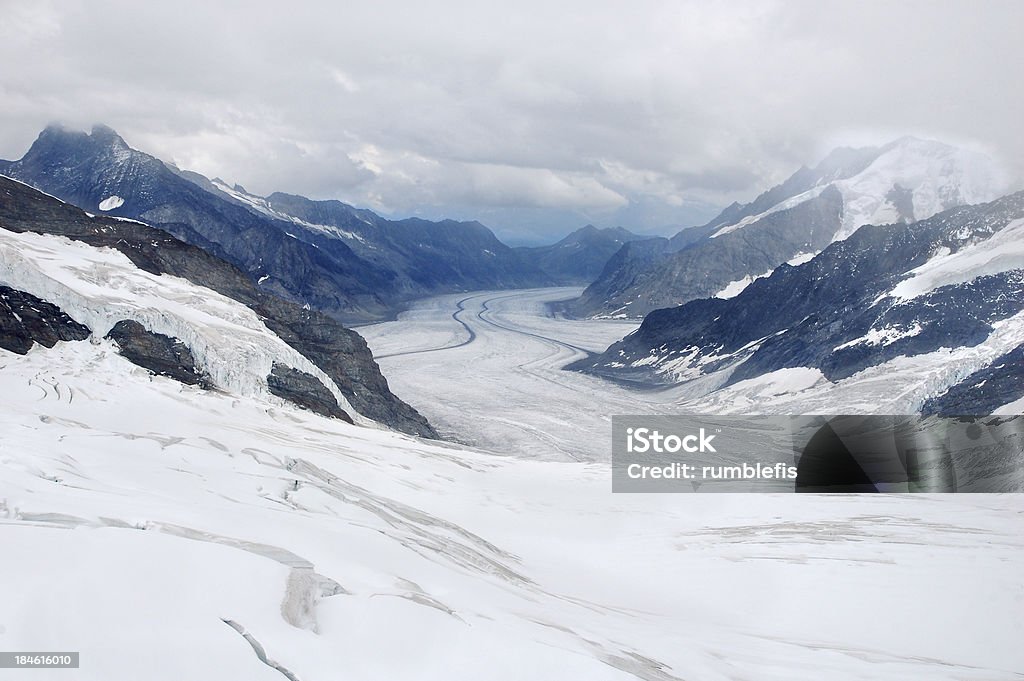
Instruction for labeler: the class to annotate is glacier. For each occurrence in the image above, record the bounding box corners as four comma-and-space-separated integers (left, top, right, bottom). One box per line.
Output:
2, 336, 1023, 680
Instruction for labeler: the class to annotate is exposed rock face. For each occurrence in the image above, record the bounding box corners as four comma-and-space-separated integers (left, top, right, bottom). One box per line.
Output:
0, 286, 91, 354
263, 191, 552, 294
569, 187, 843, 317
106, 320, 212, 388
566, 237, 674, 315
267, 363, 353, 422
0, 175, 437, 438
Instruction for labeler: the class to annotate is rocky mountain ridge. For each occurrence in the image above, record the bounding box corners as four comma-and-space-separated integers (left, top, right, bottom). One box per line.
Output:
0, 175, 435, 437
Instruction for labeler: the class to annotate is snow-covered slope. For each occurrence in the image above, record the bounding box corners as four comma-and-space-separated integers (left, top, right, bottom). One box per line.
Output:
889, 217, 1024, 300
2, 339, 1023, 680
0, 193, 1021, 676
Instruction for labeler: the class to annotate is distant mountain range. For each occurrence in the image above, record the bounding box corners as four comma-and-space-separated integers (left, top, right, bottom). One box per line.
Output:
1, 125, 651, 323
569, 137, 1009, 318
513, 224, 654, 284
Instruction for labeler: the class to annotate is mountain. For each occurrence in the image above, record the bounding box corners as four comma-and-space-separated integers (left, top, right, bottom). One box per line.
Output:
0, 174, 436, 437
513, 224, 654, 284
569, 137, 1009, 318
0, 125, 551, 323
207, 182, 551, 297
570, 191, 1024, 415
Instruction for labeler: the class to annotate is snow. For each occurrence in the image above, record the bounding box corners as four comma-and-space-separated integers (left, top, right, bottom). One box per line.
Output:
703, 254, 817, 308
994, 393, 1024, 415
289, 215, 367, 243
98, 195, 124, 211
888, 218, 1024, 301
211, 180, 280, 219
718, 366, 827, 399
714, 269, 773, 299
0, 228, 365, 425
833, 323, 924, 351
363, 287, 1024, 446
787, 251, 818, 266
2, 337, 1023, 680
363, 288, 649, 461
106, 215, 149, 225
834, 138, 1007, 239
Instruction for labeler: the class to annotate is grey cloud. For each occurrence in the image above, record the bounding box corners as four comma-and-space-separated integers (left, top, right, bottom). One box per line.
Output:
1, 0, 1021, 241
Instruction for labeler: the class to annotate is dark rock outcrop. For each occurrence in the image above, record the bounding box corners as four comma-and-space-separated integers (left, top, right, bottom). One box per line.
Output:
267, 363, 353, 422
0, 286, 91, 354
105, 319, 212, 388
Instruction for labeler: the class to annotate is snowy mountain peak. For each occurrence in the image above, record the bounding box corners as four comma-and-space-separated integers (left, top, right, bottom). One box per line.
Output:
710, 137, 1008, 241
828, 137, 1009, 240
33, 122, 132, 157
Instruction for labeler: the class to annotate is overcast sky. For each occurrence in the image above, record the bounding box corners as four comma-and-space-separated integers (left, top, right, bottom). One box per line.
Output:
1, 0, 1021, 243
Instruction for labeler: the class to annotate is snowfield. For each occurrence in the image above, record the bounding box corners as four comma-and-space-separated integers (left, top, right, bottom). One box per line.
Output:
887, 217, 1024, 301
2, 339, 1023, 680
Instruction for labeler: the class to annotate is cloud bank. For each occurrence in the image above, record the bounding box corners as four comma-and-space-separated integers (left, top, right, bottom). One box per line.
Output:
1, 0, 1020, 242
